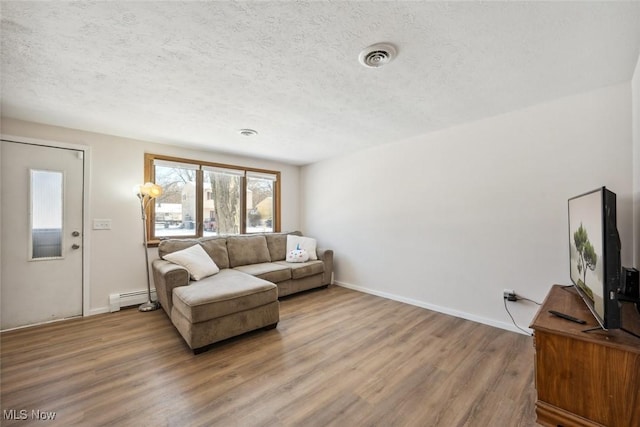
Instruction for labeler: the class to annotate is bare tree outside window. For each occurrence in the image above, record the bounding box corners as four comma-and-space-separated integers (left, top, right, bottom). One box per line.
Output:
205, 170, 240, 235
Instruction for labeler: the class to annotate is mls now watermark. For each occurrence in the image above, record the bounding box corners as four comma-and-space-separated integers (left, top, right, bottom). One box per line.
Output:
3, 409, 57, 421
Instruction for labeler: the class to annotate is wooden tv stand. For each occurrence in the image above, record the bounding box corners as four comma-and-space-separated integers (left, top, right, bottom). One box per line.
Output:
530, 285, 640, 427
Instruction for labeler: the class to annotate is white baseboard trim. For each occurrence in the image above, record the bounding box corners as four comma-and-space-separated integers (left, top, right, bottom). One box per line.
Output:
1, 316, 82, 333
334, 280, 532, 336
88, 307, 111, 316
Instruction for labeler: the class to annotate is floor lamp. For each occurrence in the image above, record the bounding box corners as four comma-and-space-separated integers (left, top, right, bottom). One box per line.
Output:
135, 182, 163, 312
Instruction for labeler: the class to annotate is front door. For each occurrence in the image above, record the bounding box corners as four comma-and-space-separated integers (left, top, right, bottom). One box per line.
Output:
1, 140, 84, 330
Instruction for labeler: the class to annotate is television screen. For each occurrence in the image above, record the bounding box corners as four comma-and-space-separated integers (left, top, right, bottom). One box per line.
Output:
568, 187, 621, 329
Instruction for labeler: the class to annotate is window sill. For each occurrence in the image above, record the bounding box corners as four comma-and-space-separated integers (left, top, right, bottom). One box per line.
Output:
146, 240, 160, 248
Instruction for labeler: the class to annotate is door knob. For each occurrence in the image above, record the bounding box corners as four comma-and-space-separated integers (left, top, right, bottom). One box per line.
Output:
72, 244, 80, 250
72, 231, 80, 237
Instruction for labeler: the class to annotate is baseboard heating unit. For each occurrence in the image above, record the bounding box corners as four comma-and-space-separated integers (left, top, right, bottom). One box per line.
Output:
109, 290, 158, 312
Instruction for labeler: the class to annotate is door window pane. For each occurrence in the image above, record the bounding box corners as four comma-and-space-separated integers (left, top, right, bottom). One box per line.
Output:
246, 176, 274, 233
204, 169, 241, 235
30, 170, 63, 259
153, 163, 197, 237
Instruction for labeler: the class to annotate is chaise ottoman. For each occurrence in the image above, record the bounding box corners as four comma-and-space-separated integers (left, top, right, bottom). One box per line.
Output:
169, 269, 279, 354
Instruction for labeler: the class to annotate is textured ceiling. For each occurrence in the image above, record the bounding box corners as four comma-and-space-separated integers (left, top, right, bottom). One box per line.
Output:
2, 1, 640, 165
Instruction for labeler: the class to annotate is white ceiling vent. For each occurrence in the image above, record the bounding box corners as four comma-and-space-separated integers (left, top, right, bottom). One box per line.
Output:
358, 43, 397, 68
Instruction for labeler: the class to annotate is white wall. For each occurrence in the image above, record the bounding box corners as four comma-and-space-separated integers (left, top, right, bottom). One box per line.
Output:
301, 82, 634, 334
633, 54, 640, 268
1, 118, 301, 314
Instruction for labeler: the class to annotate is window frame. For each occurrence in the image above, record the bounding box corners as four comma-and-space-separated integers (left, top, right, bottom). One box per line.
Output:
143, 153, 281, 245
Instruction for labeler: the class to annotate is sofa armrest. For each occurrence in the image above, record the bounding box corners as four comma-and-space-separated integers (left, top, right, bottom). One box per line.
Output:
152, 259, 189, 314
316, 248, 333, 285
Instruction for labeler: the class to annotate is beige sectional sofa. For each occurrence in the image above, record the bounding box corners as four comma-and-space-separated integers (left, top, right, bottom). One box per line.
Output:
152, 232, 333, 353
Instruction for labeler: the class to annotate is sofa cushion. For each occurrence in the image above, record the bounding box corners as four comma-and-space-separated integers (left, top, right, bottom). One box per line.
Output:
158, 239, 199, 258
199, 236, 230, 269
233, 262, 292, 283
274, 260, 324, 279
162, 244, 220, 280
227, 235, 271, 267
264, 233, 288, 261
172, 269, 277, 323
264, 231, 301, 261
286, 235, 318, 260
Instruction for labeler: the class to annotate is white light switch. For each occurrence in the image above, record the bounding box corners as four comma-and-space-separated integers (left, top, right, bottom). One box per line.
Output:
93, 219, 112, 230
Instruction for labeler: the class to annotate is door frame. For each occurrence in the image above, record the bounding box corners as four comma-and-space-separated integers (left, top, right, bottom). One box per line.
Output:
1, 134, 92, 320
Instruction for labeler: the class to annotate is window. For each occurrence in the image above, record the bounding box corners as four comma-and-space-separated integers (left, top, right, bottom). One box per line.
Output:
144, 154, 280, 242
246, 171, 277, 233
30, 169, 63, 259
152, 159, 198, 238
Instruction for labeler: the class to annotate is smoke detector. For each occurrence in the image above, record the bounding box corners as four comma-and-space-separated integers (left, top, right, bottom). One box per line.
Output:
358, 43, 397, 68
238, 129, 258, 137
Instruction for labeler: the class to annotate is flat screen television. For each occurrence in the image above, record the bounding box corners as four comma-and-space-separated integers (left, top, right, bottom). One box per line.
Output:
568, 187, 621, 330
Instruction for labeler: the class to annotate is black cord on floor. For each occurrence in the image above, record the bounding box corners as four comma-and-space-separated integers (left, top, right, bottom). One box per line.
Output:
515, 296, 541, 305
503, 298, 533, 336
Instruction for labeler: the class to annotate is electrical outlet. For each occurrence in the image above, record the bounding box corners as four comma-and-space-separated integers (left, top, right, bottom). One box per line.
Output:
93, 219, 112, 230
503, 289, 516, 300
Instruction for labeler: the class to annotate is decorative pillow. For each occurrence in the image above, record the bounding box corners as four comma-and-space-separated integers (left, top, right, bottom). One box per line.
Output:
286, 235, 317, 261
286, 244, 310, 263
162, 243, 220, 281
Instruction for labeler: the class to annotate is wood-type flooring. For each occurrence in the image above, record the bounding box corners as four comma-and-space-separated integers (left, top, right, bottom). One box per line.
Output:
1, 286, 537, 426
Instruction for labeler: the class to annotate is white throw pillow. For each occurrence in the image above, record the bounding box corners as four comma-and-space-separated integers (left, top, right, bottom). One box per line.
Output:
162, 244, 220, 281
286, 235, 317, 261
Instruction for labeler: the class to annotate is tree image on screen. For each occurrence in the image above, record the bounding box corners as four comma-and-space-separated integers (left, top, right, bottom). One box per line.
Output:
574, 223, 597, 298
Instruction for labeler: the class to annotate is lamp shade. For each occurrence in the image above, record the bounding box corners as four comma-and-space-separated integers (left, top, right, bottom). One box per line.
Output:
136, 182, 163, 198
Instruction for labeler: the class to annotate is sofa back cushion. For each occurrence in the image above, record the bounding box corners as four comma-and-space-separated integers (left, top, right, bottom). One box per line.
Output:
199, 237, 230, 269
158, 239, 199, 258
226, 235, 271, 267
158, 237, 230, 270
264, 231, 301, 261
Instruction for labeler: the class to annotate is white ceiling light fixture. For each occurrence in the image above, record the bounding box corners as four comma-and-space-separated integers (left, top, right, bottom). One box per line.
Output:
358, 43, 397, 68
238, 129, 258, 137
